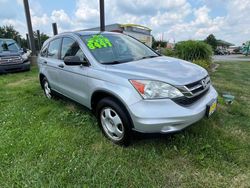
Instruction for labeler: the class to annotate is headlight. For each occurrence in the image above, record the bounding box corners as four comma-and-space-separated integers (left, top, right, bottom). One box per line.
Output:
130, 80, 184, 99
21, 54, 28, 61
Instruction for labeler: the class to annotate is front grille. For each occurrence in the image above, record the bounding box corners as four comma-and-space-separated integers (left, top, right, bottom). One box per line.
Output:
0, 56, 22, 65
173, 88, 209, 106
185, 76, 210, 96
173, 76, 211, 106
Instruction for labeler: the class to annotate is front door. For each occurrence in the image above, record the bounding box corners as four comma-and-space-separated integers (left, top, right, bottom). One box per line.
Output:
56, 37, 90, 106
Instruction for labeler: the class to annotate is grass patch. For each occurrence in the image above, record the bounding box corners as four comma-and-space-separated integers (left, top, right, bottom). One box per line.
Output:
0, 62, 250, 187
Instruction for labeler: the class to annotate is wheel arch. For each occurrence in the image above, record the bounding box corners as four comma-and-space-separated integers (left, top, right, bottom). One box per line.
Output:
39, 73, 46, 88
91, 90, 134, 128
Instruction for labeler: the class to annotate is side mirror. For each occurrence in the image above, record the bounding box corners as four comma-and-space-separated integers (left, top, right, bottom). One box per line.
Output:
64, 56, 88, 66
22, 48, 27, 53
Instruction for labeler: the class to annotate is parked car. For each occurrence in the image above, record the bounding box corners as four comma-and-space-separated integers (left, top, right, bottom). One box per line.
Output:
38, 31, 218, 145
215, 48, 230, 55
228, 46, 241, 54
0, 38, 30, 73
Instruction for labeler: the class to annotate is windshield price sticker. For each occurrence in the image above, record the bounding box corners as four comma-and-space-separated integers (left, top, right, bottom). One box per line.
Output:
87, 35, 112, 50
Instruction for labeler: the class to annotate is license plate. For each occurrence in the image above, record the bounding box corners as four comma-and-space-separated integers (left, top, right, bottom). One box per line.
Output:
206, 99, 217, 117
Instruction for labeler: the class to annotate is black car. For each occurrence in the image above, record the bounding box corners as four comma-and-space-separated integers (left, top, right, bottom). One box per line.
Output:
0, 38, 30, 73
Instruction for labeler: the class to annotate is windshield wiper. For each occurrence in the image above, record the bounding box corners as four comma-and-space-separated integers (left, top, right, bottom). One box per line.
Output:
7, 42, 15, 47
140, 55, 159, 59
102, 58, 133, 65
102, 61, 124, 65
135, 55, 159, 61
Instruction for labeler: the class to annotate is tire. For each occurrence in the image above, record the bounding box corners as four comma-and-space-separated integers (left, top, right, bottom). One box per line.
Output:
42, 77, 54, 99
96, 97, 132, 146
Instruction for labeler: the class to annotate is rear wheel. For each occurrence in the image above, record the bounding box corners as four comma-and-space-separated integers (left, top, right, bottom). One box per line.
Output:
96, 97, 132, 146
42, 77, 54, 99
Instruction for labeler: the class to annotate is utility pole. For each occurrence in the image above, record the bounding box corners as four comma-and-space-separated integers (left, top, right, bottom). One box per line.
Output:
99, 0, 105, 31
37, 30, 41, 50
26, 33, 30, 49
23, 0, 36, 56
52, 23, 58, 35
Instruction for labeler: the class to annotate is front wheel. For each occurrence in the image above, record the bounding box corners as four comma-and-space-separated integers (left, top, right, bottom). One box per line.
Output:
96, 97, 132, 146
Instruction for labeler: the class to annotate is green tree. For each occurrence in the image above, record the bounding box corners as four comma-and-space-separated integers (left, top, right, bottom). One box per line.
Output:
40, 33, 50, 46
0, 25, 29, 48
205, 34, 217, 51
33, 31, 50, 50
20, 38, 28, 49
152, 37, 168, 49
0, 25, 21, 41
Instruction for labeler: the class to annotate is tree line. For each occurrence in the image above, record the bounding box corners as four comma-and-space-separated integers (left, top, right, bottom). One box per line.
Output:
152, 33, 236, 52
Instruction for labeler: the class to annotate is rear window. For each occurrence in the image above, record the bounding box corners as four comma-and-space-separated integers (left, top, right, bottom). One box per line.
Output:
47, 38, 61, 59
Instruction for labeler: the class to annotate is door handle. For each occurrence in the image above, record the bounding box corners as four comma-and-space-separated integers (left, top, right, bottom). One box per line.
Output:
43, 61, 47, 64
58, 64, 64, 68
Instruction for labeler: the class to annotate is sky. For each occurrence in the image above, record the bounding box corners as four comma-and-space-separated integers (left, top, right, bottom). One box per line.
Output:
0, 0, 250, 45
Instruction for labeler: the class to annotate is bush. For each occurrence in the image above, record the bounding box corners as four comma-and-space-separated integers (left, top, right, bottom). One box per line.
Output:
192, 59, 211, 70
160, 48, 176, 57
175, 40, 213, 62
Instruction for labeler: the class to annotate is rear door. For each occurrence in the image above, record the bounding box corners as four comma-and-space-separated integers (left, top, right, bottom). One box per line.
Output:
56, 37, 90, 106
38, 42, 49, 73
45, 38, 62, 91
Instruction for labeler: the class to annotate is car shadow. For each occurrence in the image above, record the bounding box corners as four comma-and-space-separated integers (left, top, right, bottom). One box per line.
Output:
53, 93, 197, 146
131, 130, 182, 144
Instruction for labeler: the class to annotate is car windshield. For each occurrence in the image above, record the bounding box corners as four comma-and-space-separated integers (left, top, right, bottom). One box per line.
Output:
0, 39, 20, 52
81, 33, 158, 64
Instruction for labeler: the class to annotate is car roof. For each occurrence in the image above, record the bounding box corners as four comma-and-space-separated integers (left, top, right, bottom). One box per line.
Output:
42, 31, 120, 48
60, 30, 120, 37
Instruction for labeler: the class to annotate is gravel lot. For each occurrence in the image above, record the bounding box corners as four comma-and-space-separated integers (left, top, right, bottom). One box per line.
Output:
213, 55, 250, 62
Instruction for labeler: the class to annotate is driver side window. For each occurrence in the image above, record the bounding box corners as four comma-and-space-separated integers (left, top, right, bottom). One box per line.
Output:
61, 37, 85, 62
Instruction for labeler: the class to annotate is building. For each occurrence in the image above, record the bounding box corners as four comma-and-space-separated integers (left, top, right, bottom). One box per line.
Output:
84, 23, 153, 47
216, 40, 234, 49
166, 42, 175, 49
215, 40, 235, 54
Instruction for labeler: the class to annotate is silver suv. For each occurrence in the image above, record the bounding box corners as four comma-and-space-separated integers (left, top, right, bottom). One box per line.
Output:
38, 31, 218, 145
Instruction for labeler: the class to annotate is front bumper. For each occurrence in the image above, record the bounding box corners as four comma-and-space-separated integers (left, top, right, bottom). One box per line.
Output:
0, 61, 30, 74
128, 86, 218, 133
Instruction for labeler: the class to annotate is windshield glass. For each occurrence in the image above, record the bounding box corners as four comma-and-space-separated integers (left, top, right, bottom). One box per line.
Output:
81, 33, 158, 64
0, 39, 20, 52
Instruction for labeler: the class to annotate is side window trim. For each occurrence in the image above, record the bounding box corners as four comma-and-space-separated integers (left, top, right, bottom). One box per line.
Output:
60, 37, 74, 60
58, 37, 63, 60
40, 43, 49, 58
47, 37, 62, 60
60, 36, 91, 66
60, 36, 82, 60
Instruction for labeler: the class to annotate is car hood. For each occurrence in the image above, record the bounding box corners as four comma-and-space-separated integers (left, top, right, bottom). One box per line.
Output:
105, 56, 208, 86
